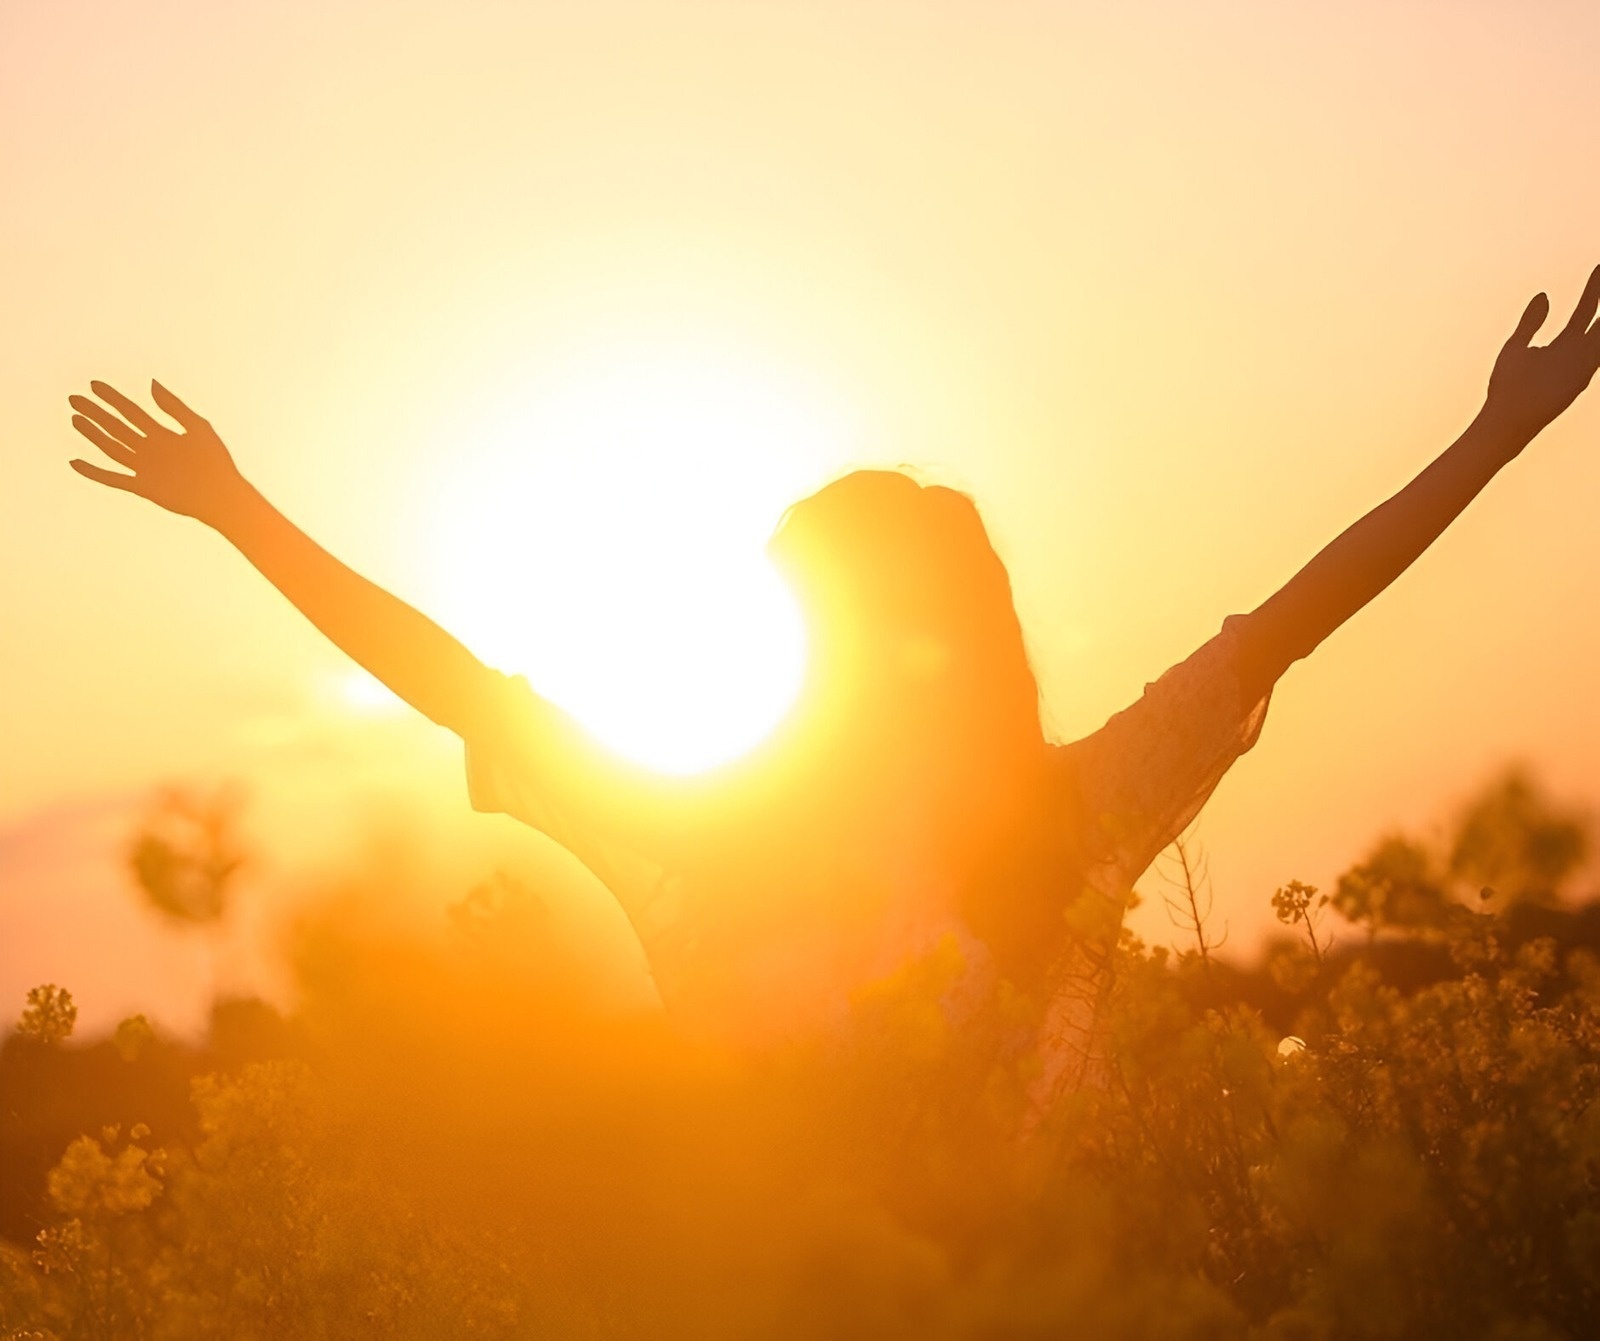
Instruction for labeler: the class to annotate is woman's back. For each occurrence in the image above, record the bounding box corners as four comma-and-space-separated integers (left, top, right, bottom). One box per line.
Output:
464, 529, 1272, 1116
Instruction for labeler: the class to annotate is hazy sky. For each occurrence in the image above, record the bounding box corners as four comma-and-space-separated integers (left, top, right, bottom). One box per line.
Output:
6, 0, 1600, 1031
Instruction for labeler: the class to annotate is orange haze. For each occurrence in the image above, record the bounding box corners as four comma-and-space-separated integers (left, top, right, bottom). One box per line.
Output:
5, 0, 1600, 1030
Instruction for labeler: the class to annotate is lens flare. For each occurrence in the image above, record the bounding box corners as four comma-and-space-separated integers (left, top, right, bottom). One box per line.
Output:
424, 337, 850, 774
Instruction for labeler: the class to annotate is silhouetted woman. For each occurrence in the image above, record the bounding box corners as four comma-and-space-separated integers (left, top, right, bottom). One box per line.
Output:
67, 273, 1600, 1122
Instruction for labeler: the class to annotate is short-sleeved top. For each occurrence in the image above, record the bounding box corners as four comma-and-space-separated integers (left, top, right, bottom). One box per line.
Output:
465, 613, 1271, 1111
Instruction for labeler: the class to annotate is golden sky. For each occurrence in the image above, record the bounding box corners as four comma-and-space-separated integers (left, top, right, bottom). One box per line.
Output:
5, 0, 1600, 1030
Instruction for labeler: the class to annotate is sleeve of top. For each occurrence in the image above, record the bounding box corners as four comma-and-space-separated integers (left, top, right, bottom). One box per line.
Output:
462, 671, 682, 948
1068, 612, 1272, 885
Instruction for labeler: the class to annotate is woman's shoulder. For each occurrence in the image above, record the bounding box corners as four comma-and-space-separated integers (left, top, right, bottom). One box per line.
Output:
1046, 615, 1271, 880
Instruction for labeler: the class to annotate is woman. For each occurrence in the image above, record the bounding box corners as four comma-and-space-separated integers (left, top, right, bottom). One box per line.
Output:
67, 272, 1600, 1120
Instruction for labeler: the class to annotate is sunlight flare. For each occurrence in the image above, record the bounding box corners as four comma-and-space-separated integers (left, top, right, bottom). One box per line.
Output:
424, 337, 851, 774
336, 669, 403, 715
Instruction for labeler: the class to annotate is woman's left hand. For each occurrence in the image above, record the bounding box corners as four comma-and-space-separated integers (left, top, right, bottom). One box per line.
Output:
1483, 264, 1600, 441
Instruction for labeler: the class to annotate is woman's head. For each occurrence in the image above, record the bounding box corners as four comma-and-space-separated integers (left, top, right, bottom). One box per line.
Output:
767, 470, 1045, 792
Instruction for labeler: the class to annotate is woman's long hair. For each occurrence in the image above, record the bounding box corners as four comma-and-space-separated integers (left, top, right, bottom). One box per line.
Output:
767, 470, 1077, 982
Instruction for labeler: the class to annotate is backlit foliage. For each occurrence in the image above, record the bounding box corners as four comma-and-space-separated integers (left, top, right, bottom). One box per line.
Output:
16, 987, 76, 1046
4, 769, 1600, 1337
128, 785, 245, 926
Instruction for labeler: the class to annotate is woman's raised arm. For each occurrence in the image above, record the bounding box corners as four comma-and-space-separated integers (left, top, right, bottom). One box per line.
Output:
1235, 267, 1600, 704
68, 380, 498, 738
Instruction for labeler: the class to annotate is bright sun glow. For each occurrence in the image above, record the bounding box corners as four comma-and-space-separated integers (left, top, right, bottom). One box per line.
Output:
423, 337, 852, 775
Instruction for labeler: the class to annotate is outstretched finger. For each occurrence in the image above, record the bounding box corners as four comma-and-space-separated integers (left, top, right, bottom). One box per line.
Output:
90, 381, 164, 436
71, 414, 139, 468
1560, 263, 1600, 340
69, 458, 139, 492
1507, 292, 1550, 349
68, 394, 143, 449
149, 380, 208, 431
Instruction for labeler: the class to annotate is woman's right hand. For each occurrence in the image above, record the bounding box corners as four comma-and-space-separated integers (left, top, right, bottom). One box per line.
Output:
68, 380, 250, 529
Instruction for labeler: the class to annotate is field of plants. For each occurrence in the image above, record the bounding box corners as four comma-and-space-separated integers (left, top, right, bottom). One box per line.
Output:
4, 769, 1600, 1339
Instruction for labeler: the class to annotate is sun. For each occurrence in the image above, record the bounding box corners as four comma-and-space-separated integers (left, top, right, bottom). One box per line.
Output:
420, 337, 851, 775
